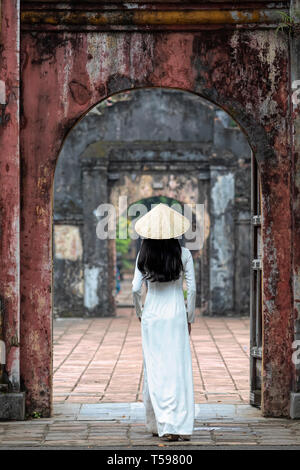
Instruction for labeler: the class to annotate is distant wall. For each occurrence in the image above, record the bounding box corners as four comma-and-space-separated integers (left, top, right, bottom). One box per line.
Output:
53, 89, 251, 317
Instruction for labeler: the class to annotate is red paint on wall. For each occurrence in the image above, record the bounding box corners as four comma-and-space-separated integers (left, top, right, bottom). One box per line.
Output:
18, 28, 294, 418
0, 0, 20, 390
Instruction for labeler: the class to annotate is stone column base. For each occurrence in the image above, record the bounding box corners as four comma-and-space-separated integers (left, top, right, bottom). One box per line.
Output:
0, 392, 25, 420
290, 392, 300, 419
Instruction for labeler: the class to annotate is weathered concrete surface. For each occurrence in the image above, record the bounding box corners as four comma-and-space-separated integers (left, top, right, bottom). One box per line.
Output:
82, 155, 114, 316
0, 393, 25, 421
54, 90, 215, 220
290, 0, 300, 405
53, 225, 84, 317
209, 166, 235, 314
290, 392, 300, 419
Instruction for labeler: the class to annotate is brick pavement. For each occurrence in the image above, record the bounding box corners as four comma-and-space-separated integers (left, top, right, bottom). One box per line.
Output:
1, 404, 300, 448
53, 308, 250, 404
3, 310, 294, 449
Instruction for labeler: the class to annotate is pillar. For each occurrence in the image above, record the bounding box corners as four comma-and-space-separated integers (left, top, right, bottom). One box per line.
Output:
81, 152, 115, 316
290, 0, 300, 418
0, 0, 25, 419
197, 170, 210, 314
209, 165, 235, 315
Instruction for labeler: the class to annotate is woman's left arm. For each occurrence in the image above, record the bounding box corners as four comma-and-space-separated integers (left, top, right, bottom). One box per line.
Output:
132, 251, 144, 320
184, 250, 197, 324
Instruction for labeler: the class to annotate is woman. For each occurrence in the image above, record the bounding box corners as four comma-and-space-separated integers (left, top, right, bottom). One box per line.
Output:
132, 203, 196, 441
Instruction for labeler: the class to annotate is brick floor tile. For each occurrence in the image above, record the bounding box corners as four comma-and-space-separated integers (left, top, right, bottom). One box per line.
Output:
54, 310, 250, 405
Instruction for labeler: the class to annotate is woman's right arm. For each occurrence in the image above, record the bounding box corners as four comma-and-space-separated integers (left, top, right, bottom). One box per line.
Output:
132, 251, 144, 320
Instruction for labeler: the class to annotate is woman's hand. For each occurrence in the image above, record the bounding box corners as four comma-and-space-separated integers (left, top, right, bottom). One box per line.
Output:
188, 323, 191, 335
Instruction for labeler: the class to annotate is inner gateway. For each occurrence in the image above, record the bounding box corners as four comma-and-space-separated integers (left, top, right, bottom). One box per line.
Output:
53, 88, 252, 405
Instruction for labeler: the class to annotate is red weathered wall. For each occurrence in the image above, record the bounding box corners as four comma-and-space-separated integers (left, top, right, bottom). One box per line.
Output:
0, 0, 20, 391
290, 0, 300, 397
19, 29, 293, 416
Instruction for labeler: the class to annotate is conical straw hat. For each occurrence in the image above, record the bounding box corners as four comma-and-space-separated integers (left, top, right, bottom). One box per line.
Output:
134, 203, 190, 239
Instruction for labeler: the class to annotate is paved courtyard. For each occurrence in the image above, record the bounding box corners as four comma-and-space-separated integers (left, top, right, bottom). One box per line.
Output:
3, 316, 300, 450
1, 404, 300, 448
53, 308, 250, 404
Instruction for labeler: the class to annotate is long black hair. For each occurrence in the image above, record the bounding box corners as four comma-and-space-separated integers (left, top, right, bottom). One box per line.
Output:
137, 238, 183, 282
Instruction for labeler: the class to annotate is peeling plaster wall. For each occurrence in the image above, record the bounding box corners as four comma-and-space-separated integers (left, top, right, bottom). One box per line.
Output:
291, 0, 300, 396
54, 89, 214, 219
53, 225, 83, 317
0, 0, 20, 391
19, 27, 293, 417
210, 169, 235, 314
84, 266, 100, 310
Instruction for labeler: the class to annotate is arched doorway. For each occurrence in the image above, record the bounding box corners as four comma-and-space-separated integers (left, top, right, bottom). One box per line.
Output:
51, 88, 254, 409
19, 26, 292, 418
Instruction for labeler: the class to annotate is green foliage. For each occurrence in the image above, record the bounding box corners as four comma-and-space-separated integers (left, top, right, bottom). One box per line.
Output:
122, 259, 134, 271
229, 118, 238, 128
183, 289, 187, 301
31, 411, 42, 419
116, 216, 131, 255
116, 238, 131, 255
116, 215, 132, 272
276, 10, 300, 35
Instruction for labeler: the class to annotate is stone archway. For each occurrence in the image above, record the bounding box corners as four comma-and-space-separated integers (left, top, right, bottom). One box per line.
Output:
53, 88, 252, 321
16, 16, 292, 418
